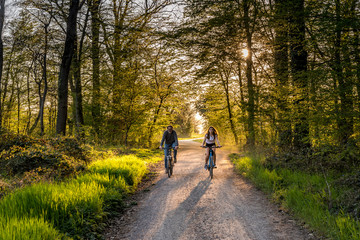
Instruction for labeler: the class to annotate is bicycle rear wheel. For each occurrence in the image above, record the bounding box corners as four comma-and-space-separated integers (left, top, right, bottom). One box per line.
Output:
167, 156, 172, 178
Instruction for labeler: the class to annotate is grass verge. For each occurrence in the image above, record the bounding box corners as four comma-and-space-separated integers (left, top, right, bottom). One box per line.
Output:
0, 152, 161, 239
229, 153, 360, 240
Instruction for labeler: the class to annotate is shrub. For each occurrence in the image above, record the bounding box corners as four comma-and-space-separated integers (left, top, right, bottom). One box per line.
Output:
0, 144, 84, 178
0, 131, 38, 152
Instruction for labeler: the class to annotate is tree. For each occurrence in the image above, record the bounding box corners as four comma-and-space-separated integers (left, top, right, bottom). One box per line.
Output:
289, 0, 309, 149
274, 0, 291, 149
56, 0, 81, 135
0, 0, 5, 130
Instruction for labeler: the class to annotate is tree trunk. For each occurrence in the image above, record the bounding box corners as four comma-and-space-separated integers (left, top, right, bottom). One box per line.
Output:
289, 0, 309, 149
90, 0, 101, 137
40, 23, 49, 136
0, 0, 4, 131
243, 0, 255, 148
56, 0, 80, 135
220, 71, 239, 145
148, 98, 164, 147
274, 0, 291, 149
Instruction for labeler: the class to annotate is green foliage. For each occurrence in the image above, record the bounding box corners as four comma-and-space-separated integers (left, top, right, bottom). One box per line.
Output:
0, 217, 67, 240
0, 181, 106, 239
0, 152, 152, 239
230, 153, 360, 240
88, 155, 148, 189
0, 131, 38, 152
0, 133, 88, 181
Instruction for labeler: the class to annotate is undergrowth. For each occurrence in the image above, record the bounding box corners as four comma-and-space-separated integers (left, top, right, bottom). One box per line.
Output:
0, 132, 162, 239
230, 153, 360, 240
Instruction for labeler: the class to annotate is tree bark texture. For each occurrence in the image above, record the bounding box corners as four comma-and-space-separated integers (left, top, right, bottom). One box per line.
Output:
56, 0, 80, 135
243, 0, 255, 148
90, 0, 101, 137
0, 0, 4, 130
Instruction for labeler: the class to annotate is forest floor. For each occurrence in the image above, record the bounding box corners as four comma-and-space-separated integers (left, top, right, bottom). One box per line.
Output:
104, 140, 318, 240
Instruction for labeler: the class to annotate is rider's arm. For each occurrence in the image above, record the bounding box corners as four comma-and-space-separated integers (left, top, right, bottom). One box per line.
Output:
215, 135, 221, 146
202, 135, 206, 146
174, 131, 179, 146
160, 131, 166, 148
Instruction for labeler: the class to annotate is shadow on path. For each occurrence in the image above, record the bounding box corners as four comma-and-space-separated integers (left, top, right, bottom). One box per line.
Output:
152, 179, 212, 240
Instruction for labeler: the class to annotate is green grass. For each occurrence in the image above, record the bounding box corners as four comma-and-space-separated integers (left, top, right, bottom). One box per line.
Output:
88, 155, 148, 189
230, 153, 360, 240
0, 217, 66, 240
0, 151, 161, 239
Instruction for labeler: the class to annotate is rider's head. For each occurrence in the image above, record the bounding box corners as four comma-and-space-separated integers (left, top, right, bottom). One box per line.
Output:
167, 125, 173, 132
207, 126, 217, 138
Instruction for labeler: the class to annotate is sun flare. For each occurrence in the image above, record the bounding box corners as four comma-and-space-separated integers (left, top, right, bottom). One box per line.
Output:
242, 49, 249, 58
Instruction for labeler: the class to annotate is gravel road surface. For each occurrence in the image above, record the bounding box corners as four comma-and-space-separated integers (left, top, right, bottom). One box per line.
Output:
105, 140, 316, 240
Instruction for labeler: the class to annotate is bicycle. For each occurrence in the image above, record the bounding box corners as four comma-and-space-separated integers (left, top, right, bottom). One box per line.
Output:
165, 147, 175, 178
201, 146, 221, 179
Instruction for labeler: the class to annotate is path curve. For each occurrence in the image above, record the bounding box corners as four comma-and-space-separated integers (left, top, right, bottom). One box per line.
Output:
105, 140, 315, 240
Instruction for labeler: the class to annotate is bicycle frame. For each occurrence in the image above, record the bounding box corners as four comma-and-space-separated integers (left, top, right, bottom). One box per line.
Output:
202, 145, 220, 179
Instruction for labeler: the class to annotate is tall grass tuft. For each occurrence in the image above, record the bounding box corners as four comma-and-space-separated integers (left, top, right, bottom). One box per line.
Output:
0, 181, 106, 239
0, 217, 67, 240
230, 153, 360, 240
88, 155, 148, 189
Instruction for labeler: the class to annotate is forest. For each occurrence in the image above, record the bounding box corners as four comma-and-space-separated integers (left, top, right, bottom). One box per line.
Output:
1, 0, 360, 150
1, 0, 360, 238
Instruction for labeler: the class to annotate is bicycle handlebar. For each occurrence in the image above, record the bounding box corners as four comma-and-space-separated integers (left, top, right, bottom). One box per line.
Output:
200, 146, 222, 148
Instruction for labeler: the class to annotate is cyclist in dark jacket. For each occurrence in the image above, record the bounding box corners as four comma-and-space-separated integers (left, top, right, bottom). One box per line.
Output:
160, 125, 179, 173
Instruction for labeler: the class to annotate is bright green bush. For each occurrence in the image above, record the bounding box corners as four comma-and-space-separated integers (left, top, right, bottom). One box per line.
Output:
88, 155, 148, 188
0, 217, 67, 240
75, 172, 128, 191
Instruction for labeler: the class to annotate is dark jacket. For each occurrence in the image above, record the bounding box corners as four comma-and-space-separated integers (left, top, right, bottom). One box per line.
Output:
160, 130, 179, 146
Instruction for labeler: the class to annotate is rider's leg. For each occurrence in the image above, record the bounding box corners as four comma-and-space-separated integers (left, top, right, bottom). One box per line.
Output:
172, 142, 177, 162
164, 143, 170, 170
205, 148, 210, 165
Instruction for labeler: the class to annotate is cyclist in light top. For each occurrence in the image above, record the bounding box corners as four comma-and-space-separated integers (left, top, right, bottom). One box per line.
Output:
160, 125, 179, 173
201, 126, 221, 169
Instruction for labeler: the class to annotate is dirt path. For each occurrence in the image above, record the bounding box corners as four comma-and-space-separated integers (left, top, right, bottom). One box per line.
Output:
105, 140, 316, 240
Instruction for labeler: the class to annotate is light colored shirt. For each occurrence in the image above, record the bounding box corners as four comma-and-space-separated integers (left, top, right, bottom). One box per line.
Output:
205, 134, 216, 144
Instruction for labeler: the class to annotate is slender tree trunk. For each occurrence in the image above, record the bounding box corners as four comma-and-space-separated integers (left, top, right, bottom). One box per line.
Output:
243, 0, 255, 148
148, 98, 164, 147
90, 0, 101, 137
40, 23, 49, 136
56, 0, 80, 135
220, 71, 239, 145
289, 0, 309, 149
0, 0, 4, 131
274, 0, 291, 149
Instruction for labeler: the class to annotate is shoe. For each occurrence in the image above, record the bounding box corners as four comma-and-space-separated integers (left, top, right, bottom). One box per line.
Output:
204, 164, 207, 170
214, 164, 217, 168
174, 158, 177, 163
165, 168, 168, 174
